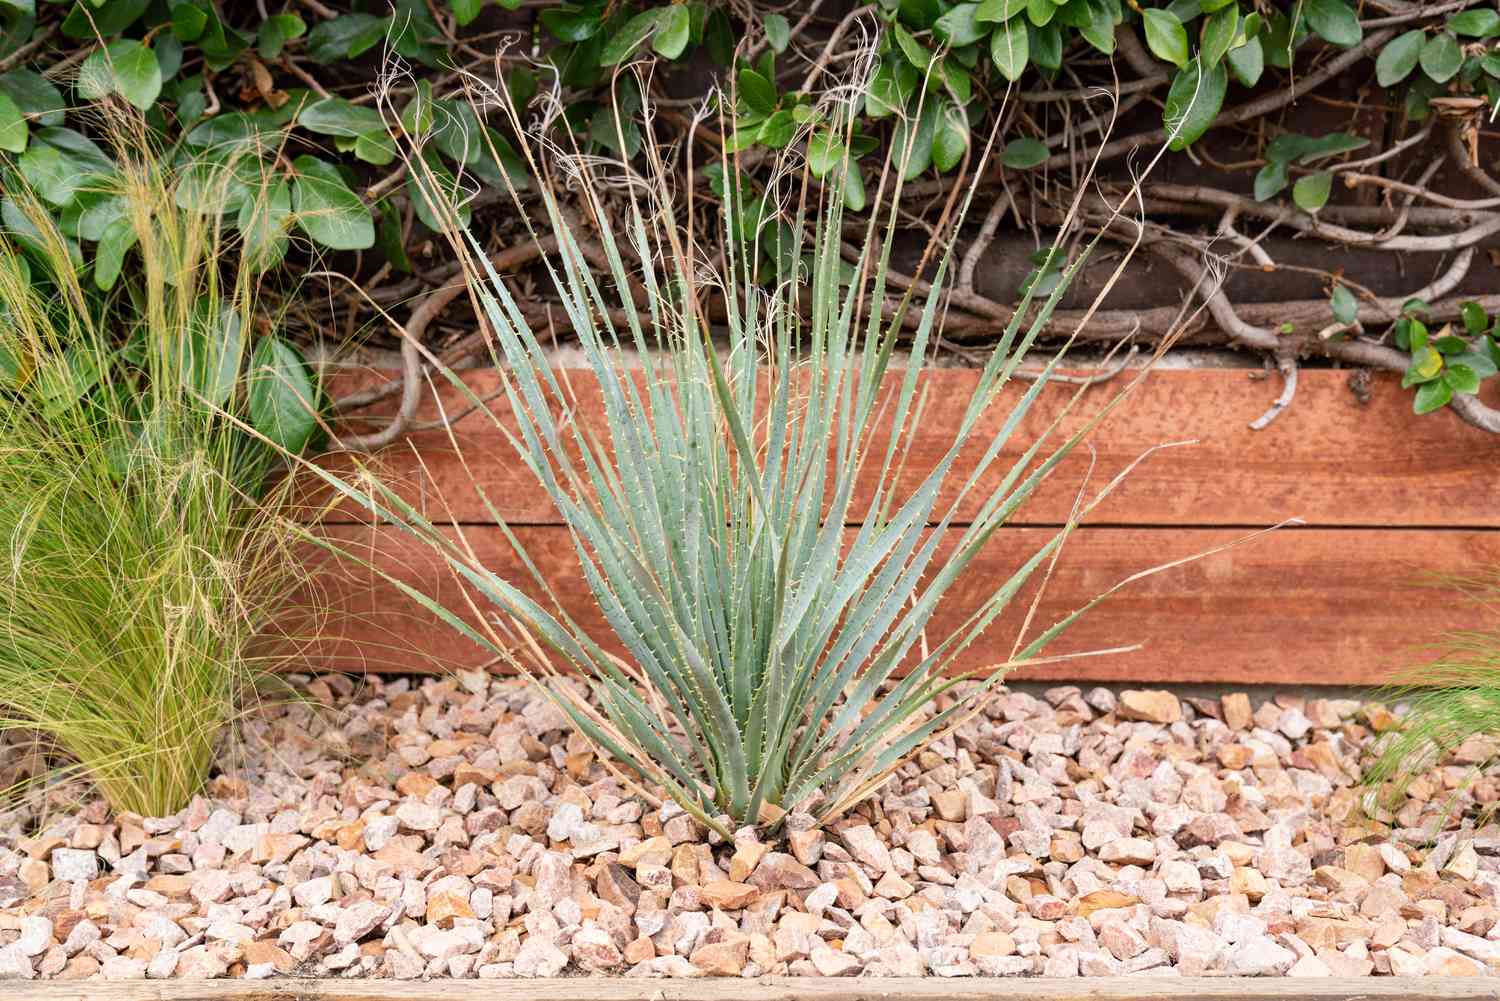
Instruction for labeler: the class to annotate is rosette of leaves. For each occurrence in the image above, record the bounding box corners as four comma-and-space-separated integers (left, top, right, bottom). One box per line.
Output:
296, 65, 1191, 833
1395, 299, 1500, 415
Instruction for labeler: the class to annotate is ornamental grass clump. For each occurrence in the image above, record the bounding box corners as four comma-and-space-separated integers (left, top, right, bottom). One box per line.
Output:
307, 70, 1191, 835
1364, 569, 1500, 803
0, 121, 321, 816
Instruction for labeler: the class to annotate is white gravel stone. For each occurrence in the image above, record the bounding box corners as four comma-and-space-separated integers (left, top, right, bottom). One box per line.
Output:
50, 849, 99, 882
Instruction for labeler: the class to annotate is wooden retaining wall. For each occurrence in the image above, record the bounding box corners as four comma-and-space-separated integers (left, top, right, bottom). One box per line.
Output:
302, 365, 1500, 688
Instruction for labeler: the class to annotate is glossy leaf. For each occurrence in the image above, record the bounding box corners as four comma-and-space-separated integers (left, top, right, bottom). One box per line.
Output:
1330, 284, 1356, 325
1304, 0, 1360, 47
1420, 32, 1463, 83
450, 0, 484, 26
1292, 172, 1331, 212
291, 156, 374, 250
305, 13, 387, 63
1226, 35, 1263, 86
975, 0, 1027, 23
990, 17, 1029, 81
1449, 8, 1500, 38
257, 13, 306, 59
1413, 377, 1452, 414
935, 3, 987, 46
247, 337, 318, 453
1143, 9, 1188, 68
0, 90, 24, 153
298, 97, 385, 137
1002, 136, 1048, 168
600, 10, 660, 64
1163, 57, 1227, 150
1199, 5, 1237, 68
1462, 301, 1488, 334
653, 5, 690, 59
763, 12, 789, 51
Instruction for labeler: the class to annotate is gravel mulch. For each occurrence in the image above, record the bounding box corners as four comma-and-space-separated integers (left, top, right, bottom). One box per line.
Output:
1, 672, 1498, 981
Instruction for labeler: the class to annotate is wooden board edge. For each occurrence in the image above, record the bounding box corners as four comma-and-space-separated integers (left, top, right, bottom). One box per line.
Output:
5, 978, 1498, 1001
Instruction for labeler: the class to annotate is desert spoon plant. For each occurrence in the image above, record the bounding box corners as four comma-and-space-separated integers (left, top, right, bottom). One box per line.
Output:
311, 71, 1193, 836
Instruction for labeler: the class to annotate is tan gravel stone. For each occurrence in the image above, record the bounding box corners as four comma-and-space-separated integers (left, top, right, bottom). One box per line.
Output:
1118, 690, 1182, 724
701, 880, 758, 910
1221, 693, 1253, 730
689, 935, 749, 976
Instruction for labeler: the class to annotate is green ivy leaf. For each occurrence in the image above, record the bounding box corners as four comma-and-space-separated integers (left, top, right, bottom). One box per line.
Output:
78, 39, 162, 110
177, 305, 244, 405
755, 108, 796, 148
1304, 0, 1360, 47
449, 0, 484, 26
989, 17, 1028, 81
1452, 350, 1499, 380
0, 91, 25, 153
1265, 131, 1367, 165
652, 5, 690, 59
1330, 284, 1357, 325
248, 336, 319, 454
1252, 159, 1288, 201
1029, 19, 1063, 69
1142, 9, 1188, 68
238, 176, 291, 271
1226, 35, 1263, 86
704, 7, 734, 64
539, 7, 601, 42
1444, 363, 1483, 395
1001, 136, 1048, 168
1449, 8, 1500, 38
1025, 0, 1055, 27
600, 10, 659, 64
305, 13, 387, 63
1292, 171, 1331, 212
935, 3, 986, 46
806, 130, 844, 177
1420, 32, 1463, 83
92, 216, 135, 291
291, 155, 374, 250
931, 105, 969, 172
1413, 377, 1453, 414
298, 97, 386, 137
1199, 5, 1237, 68
763, 12, 790, 52
890, 99, 938, 180
353, 131, 396, 165
1077, 0, 1117, 54
864, 61, 914, 118
738, 67, 777, 116
975, 0, 1026, 23
1163, 56, 1227, 150
61, 0, 148, 40
0, 70, 65, 128
1462, 301, 1488, 334
171, 1, 207, 40
257, 13, 306, 59
892, 23, 931, 69
1375, 29, 1423, 86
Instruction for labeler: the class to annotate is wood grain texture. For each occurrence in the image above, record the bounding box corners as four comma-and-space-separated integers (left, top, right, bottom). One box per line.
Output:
317, 365, 1500, 528
293, 524, 1500, 687
7, 978, 1500, 1001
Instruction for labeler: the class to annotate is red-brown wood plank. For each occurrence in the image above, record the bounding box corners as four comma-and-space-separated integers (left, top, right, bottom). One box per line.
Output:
290, 524, 1500, 687
317, 366, 1500, 529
